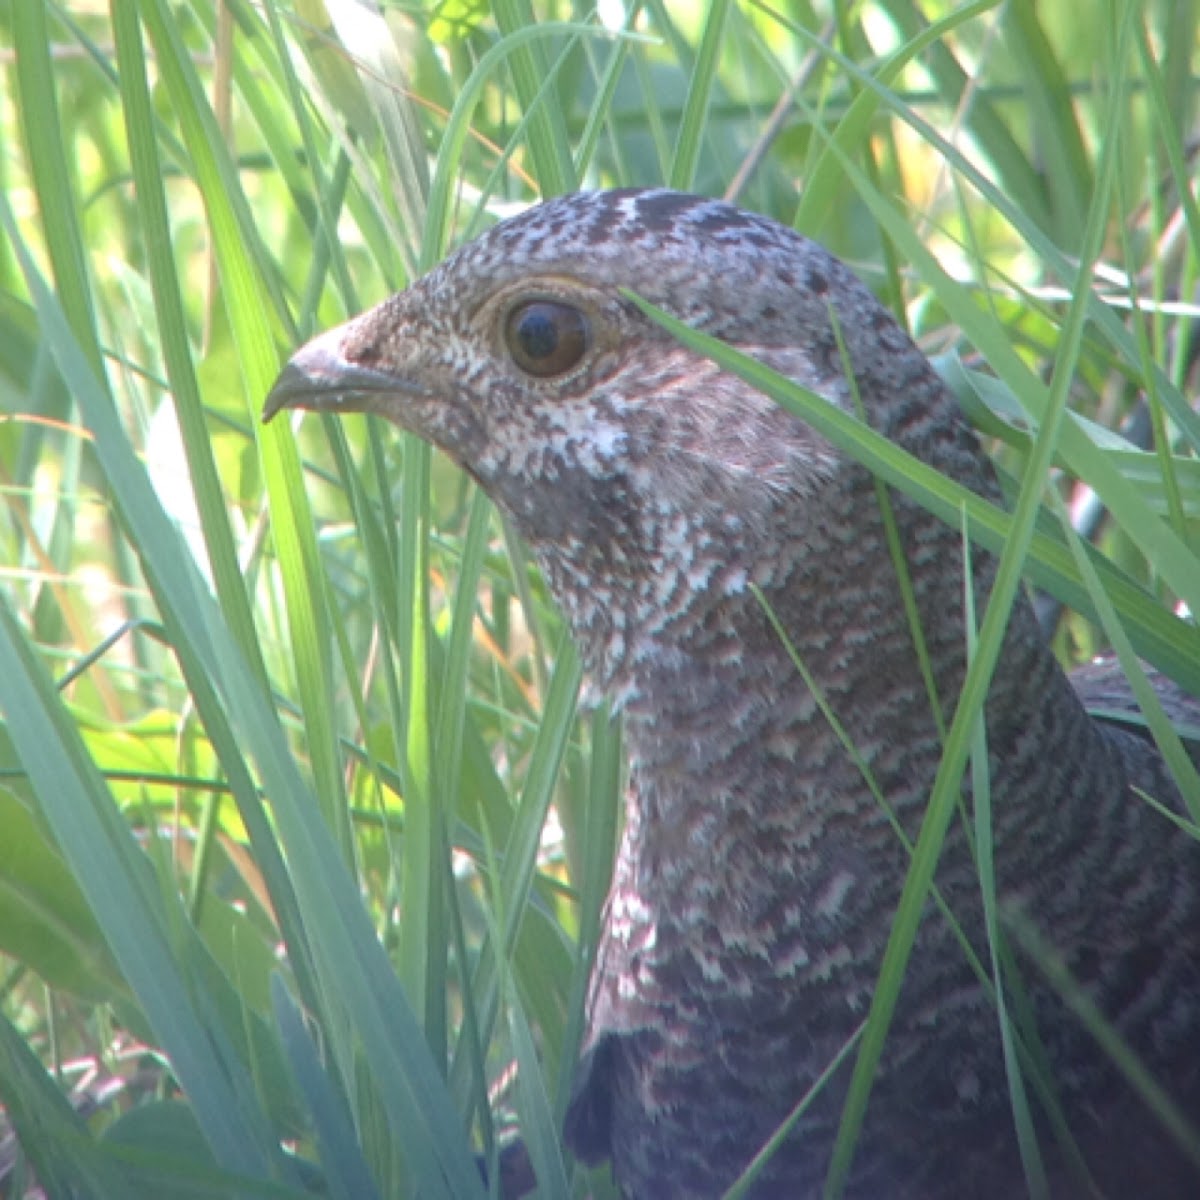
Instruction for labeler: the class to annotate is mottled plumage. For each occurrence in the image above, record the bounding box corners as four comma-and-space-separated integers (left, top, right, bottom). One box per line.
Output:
265, 189, 1200, 1197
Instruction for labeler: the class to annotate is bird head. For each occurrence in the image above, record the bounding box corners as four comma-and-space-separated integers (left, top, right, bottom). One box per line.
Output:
264, 189, 970, 690
265, 188, 854, 516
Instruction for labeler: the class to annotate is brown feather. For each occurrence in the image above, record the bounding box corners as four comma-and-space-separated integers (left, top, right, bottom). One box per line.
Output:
266, 189, 1200, 1198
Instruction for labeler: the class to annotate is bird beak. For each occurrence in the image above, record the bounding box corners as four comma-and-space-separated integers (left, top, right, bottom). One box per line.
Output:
262, 319, 424, 423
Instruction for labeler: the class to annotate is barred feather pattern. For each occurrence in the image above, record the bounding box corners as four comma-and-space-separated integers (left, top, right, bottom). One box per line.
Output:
266, 189, 1200, 1198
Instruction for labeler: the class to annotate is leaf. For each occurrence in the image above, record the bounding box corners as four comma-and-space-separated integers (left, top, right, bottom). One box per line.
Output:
0, 786, 127, 1003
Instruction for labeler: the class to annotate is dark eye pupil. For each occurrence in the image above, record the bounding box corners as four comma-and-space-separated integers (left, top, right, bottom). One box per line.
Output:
504, 300, 589, 378
518, 311, 559, 360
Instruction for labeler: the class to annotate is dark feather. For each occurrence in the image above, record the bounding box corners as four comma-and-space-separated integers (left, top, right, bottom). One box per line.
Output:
266, 189, 1200, 1198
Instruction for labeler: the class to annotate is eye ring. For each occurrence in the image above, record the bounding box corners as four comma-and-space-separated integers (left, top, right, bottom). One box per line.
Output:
504, 300, 590, 378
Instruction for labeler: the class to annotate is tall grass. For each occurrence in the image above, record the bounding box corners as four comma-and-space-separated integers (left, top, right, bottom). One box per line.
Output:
0, 1, 1198, 1196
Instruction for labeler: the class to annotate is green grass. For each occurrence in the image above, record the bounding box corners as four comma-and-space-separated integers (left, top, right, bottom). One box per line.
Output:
0, 1, 1199, 1196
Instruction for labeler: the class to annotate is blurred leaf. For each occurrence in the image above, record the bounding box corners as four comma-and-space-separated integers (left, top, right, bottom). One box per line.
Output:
0, 1010, 131, 1199
0, 786, 125, 1003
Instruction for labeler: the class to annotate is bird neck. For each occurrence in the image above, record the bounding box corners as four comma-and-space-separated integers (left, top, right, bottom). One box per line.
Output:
588, 463, 1107, 926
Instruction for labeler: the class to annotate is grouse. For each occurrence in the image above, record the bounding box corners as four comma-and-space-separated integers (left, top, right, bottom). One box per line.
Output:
265, 188, 1200, 1198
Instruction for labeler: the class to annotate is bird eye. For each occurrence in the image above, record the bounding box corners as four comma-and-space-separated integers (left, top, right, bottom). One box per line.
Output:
504, 300, 589, 378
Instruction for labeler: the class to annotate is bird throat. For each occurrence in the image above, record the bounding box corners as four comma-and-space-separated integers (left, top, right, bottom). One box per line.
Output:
558, 463, 1088, 1023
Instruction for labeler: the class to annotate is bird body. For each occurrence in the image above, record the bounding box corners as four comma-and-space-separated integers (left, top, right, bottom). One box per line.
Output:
266, 189, 1200, 1197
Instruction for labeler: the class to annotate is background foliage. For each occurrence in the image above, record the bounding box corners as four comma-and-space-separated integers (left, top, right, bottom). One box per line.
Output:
1, 0, 1199, 1196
